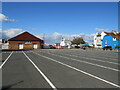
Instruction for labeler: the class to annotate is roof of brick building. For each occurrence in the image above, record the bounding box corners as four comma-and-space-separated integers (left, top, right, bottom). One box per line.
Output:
8, 31, 43, 41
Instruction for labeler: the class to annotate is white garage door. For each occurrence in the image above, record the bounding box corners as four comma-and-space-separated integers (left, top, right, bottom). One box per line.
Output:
18, 43, 23, 49
33, 43, 37, 49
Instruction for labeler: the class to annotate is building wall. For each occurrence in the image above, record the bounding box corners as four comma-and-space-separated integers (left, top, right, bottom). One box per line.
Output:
9, 41, 42, 50
94, 35, 102, 48
60, 38, 71, 47
102, 36, 120, 49
94, 32, 107, 48
2, 43, 9, 49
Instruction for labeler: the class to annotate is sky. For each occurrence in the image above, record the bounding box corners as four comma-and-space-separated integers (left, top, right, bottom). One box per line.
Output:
2, 0, 120, 2
1, 2, 118, 44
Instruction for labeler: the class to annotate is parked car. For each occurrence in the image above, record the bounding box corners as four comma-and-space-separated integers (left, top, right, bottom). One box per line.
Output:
75, 46, 80, 49
87, 46, 94, 48
50, 45, 56, 49
103, 46, 112, 50
55, 46, 62, 49
81, 46, 86, 50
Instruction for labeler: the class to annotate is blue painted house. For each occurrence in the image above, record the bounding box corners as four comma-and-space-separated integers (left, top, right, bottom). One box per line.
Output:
102, 31, 120, 49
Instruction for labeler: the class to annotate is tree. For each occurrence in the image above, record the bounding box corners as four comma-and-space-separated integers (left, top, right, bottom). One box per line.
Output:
71, 37, 85, 45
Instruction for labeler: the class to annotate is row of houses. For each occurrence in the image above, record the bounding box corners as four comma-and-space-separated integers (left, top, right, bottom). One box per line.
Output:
59, 30, 120, 49
94, 30, 120, 49
1, 30, 120, 50
1, 31, 76, 50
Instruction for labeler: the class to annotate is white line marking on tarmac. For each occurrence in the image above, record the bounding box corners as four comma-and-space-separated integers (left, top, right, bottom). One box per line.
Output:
38, 50, 118, 61
58, 49, 118, 61
47, 53, 119, 72
71, 52, 118, 61
37, 51, 119, 72
22, 51, 57, 90
0, 51, 13, 69
32, 51, 120, 88
57, 53, 119, 65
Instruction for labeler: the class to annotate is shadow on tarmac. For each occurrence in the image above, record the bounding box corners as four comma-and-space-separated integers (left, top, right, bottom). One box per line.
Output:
2, 80, 24, 90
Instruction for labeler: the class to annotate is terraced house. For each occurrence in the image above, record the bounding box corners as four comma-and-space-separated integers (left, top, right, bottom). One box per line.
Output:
94, 32, 107, 48
102, 30, 120, 49
8, 32, 44, 50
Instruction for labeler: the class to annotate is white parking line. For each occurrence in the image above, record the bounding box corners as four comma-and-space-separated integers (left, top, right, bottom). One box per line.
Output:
39, 50, 118, 61
0, 51, 13, 69
47, 52, 119, 72
32, 51, 120, 88
37, 51, 119, 72
22, 51, 57, 90
56, 53, 119, 65
71, 52, 118, 61
59, 50, 117, 60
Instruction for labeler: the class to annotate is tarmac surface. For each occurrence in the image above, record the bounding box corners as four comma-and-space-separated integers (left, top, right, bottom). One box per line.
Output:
1, 49, 119, 89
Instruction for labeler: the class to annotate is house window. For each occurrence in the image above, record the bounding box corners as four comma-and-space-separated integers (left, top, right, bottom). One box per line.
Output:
25, 41, 32, 44
105, 40, 108, 46
113, 38, 116, 41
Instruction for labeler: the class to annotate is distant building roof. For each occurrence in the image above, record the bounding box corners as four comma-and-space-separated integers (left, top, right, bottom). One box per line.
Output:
105, 30, 120, 40
8, 31, 43, 41
111, 30, 117, 32
96, 33, 101, 36
103, 32, 107, 34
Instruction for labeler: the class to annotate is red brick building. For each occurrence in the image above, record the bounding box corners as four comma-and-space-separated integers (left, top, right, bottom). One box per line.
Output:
8, 32, 44, 50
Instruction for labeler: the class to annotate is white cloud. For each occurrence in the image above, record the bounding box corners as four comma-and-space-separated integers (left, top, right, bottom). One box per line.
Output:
0, 28, 24, 39
35, 32, 95, 45
96, 28, 109, 32
0, 13, 15, 22
0, 28, 95, 44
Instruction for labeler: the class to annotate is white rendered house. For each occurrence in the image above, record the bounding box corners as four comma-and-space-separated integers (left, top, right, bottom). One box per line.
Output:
60, 38, 71, 48
94, 32, 107, 48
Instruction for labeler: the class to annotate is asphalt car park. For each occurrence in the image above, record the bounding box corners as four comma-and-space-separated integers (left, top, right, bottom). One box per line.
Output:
1, 49, 119, 89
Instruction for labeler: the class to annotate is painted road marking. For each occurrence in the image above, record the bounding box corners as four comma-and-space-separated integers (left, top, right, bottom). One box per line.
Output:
32, 51, 120, 88
38, 50, 118, 61
36, 51, 119, 72
47, 52, 119, 72
58, 49, 118, 61
22, 51, 57, 90
0, 51, 13, 69
72, 51, 118, 61
56, 53, 119, 65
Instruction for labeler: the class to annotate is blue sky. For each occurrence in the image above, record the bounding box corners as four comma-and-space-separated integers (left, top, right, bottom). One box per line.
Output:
2, 2, 118, 34
1, 2, 118, 44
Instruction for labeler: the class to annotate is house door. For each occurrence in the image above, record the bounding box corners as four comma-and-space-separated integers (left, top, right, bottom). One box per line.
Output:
33, 43, 37, 49
18, 43, 23, 49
